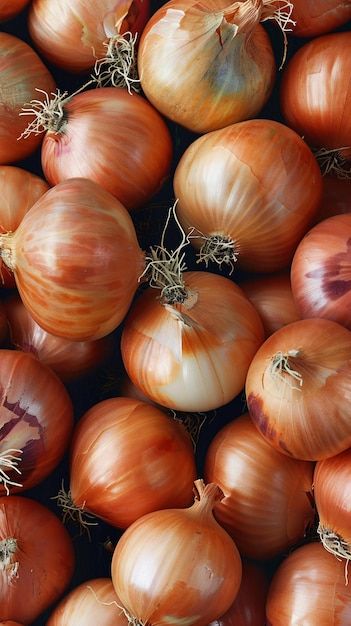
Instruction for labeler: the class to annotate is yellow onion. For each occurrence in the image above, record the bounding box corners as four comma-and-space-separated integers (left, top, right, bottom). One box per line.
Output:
111, 479, 242, 625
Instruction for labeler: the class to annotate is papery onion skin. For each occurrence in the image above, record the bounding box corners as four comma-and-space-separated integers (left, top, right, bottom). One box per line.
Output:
4, 293, 112, 382
280, 31, 351, 166
111, 480, 243, 626
40, 87, 173, 211
121, 270, 265, 413
313, 447, 351, 563
68, 397, 197, 528
240, 272, 301, 338
290, 213, 351, 329
0, 0, 31, 22
0, 178, 146, 342
137, 0, 276, 133
28, 0, 150, 72
204, 413, 315, 560
0, 495, 75, 624
0, 166, 50, 288
246, 318, 351, 461
265, 541, 351, 625
174, 119, 323, 273
46, 578, 128, 626
0, 32, 56, 165
0, 349, 74, 495
290, 0, 351, 37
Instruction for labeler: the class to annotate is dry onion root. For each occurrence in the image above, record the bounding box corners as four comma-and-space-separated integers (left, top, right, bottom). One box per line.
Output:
0, 449, 23, 496
92, 32, 140, 93
313, 146, 351, 180
268, 349, 303, 392
52, 481, 99, 540
317, 524, 351, 585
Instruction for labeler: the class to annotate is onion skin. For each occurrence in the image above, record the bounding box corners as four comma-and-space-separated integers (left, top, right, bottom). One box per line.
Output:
0, 0, 31, 22
280, 31, 351, 165
28, 0, 151, 72
121, 270, 265, 413
0, 32, 56, 165
0, 349, 74, 495
204, 413, 315, 560
68, 397, 197, 528
265, 541, 351, 624
0, 178, 146, 342
290, 214, 351, 329
138, 0, 276, 133
174, 119, 323, 273
111, 480, 243, 626
40, 87, 173, 212
46, 578, 128, 625
246, 318, 351, 461
0, 495, 75, 624
290, 0, 351, 37
313, 447, 351, 564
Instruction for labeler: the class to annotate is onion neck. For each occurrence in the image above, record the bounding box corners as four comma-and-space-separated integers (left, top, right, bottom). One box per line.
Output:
269, 349, 303, 392
191, 479, 225, 521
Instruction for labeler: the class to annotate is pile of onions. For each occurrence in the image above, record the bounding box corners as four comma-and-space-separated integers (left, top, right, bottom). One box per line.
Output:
0, 165, 49, 288
245, 318, 351, 461
0, 32, 56, 165
0, 177, 146, 342
20, 86, 173, 211
111, 479, 243, 625
240, 272, 301, 338
28, 0, 150, 73
137, 0, 294, 134
121, 267, 265, 412
289, 0, 351, 37
61, 397, 197, 529
173, 118, 323, 273
0, 349, 74, 495
313, 447, 351, 572
280, 30, 351, 178
4, 294, 112, 382
46, 578, 127, 626
0, 494, 75, 624
204, 413, 315, 560
265, 541, 351, 624
290, 213, 351, 329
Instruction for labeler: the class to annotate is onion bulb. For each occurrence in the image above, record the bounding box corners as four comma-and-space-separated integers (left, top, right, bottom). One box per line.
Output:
173, 118, 323, 273
313, 447, 351, 573
137, 0, 294, 133
63, 397, 197, 529
265, 541, 351, 624
0, 178, 146, 342
111, 479, 242, 626
0, 494, 75, 624
0, 349, 74, 495
290, 213, 351, 330
246, 318, 351, 461
289, 0, 351, 37
204, 413, 315, 560
0, 0, 31, 22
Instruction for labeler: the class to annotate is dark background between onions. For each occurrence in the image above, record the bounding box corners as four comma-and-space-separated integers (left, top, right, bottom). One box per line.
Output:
1, 3, 350, 625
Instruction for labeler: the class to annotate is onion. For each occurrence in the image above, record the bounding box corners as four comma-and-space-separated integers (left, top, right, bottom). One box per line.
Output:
0, 494, 75, 624
61, 397, 197, 529
137, 0, 294, 133
280, 30, 351, 178
121, 268, 265, 413
20, 86, 173, 212
290, 213, 351, 329
0, 177, 146, 342
208, 558, 270, 626
173, 118, 323, 273
204, 413, 315, 560
46, 578, 128, 626
0, 165, 50, 288
265, 541, 351, 624
313, 447, 351, 572
0, 0, 31, 22
240, 272, 301, 338
290, 0, 351, 37
0, 31, 56, 165
245, 318, 351, 461
312, 173, 351, 225
4, 293, 112, 382
111, 479, 243, 625
0, 349, 74, 495
28, 0, 150, 73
